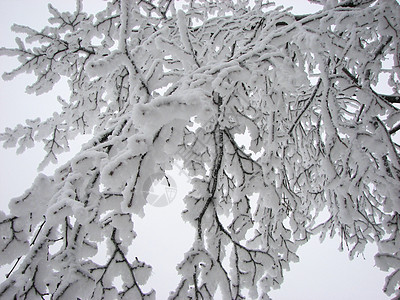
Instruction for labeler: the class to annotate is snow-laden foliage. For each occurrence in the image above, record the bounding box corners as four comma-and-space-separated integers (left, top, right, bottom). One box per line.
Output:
1, 0, 400, 298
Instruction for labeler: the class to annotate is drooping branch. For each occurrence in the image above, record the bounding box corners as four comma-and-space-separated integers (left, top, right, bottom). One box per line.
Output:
196, 93, 224, 241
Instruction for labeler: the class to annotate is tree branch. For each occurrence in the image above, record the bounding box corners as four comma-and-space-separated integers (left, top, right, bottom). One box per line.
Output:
288, 78, 322, 135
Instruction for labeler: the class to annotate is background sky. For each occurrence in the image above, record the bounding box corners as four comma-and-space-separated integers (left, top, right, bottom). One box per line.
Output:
0, 1, 394, 299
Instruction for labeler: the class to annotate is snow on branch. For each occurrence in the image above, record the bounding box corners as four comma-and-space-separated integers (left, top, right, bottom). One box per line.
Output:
0, 0, 400, 299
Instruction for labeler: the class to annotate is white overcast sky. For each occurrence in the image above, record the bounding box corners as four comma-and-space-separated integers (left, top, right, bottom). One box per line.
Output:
0, 1, 393, 299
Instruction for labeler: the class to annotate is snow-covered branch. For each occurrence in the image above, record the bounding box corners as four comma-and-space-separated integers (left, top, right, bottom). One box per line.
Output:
1, 0, 400, 298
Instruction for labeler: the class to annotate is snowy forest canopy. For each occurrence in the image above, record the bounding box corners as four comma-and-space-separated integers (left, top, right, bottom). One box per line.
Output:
0, 0, 400, 299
